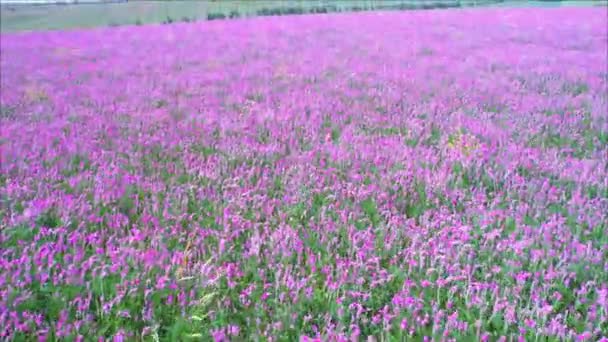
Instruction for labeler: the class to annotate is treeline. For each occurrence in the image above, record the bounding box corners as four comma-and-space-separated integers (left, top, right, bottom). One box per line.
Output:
206, 1, 504, 20
198, 1, 507, 22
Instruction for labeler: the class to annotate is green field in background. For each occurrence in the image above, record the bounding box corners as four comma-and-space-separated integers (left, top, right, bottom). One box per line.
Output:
1, 0, 606, 32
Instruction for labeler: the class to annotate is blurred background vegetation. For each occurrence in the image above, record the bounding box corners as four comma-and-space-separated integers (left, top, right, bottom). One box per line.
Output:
1, 0, 606, 32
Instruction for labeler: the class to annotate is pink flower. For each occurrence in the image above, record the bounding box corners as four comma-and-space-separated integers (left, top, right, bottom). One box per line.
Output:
211, 328, 226, 342
228, 325, 240, 336
525, 318, 536, 328
113, 331, 125, 342
400, 318, 408, 330
576, 332, 593, 341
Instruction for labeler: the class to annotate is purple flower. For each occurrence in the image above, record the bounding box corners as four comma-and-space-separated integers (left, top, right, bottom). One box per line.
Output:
1, 5, 606, 340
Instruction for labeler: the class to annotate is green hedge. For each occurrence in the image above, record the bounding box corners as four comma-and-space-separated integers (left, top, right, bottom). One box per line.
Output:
186, 1, 506, 24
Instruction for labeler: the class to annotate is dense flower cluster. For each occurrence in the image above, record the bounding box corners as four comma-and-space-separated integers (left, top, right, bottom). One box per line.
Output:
1, 7, 607, 341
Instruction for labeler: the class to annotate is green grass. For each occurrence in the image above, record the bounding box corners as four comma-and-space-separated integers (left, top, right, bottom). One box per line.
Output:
0, 0, 579, 32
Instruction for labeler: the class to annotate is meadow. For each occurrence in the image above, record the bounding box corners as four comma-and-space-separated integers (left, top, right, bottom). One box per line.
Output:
0, 0, 480, 32
1, 6, 607, 341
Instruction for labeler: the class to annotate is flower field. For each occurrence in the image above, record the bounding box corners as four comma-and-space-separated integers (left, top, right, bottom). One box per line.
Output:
1, 7, 607, 341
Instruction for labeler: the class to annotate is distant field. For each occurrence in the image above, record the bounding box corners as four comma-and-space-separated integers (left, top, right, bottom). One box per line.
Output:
2, 0, 605, 32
